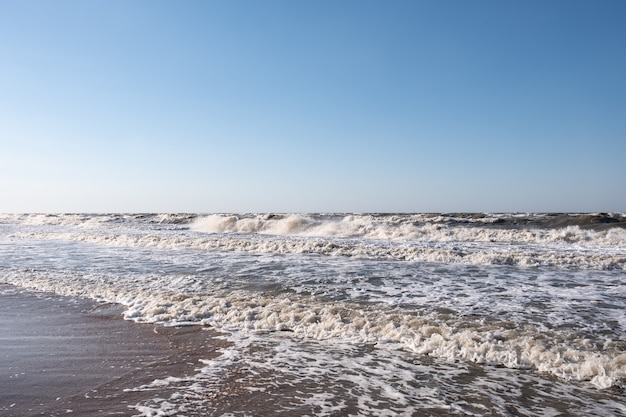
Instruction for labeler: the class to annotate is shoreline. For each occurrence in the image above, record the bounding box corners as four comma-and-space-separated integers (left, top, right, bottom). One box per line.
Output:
0, 284, 226, 417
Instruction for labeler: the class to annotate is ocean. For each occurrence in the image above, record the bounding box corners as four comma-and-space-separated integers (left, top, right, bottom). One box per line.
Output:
1, 213, 625, 416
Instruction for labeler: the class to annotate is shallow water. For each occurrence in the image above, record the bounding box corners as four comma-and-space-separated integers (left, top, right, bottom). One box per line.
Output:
1, 213, 625, 416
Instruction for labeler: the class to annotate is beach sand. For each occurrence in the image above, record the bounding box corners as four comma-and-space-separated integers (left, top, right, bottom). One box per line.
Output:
0, 285, 225, 417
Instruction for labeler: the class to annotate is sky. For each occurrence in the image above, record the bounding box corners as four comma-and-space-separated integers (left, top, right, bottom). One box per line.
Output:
1, 0, 624, 213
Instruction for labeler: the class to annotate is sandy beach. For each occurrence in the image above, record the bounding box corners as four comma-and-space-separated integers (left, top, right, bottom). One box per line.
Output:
0, 285, 224, 417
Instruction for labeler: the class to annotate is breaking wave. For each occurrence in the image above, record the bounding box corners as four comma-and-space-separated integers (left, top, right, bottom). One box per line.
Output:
190, 213, 626, 246
10, 228, 625, 270
3, 269, 625, 390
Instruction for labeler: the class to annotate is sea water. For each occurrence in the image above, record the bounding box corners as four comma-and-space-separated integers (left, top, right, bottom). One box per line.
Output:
0, 213, 625, 416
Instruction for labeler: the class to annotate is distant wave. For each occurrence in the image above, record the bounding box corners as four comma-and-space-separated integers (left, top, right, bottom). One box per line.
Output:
190, 213, 626, 245
4, 213, 626, 270
3, 212, 626, 231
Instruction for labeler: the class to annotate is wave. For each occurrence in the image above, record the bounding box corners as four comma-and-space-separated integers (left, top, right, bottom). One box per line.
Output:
3, 269, 624, 389
4, 212, 625, 231
0, 213, 196, 227
4, 213, 625, 270
190, 214, 626, 247
12, 230, 626, 270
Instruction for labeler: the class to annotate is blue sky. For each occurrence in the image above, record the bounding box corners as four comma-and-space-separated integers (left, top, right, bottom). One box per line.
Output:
1, 0, 624, 213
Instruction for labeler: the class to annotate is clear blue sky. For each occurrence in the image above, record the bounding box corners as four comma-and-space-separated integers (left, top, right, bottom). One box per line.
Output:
1, 0, 624, 213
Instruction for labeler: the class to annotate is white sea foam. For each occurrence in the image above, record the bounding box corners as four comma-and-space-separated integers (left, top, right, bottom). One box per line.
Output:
12, 228, 626, 270
1, 212, 625, 413
2, 268, 624, 389
3, 212, 625, 250
132, 331, 621, 416
190, 213, 626, 245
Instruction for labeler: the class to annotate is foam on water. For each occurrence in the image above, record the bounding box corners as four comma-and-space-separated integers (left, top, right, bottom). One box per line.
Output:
131, 332, 626, 417
2, 263, 624, 390
11, 228, 625, 270
1, 213, 625, 415
190, 213, 626, 245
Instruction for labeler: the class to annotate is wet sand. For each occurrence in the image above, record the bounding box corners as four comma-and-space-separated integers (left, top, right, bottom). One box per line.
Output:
0, 285, 225, 417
